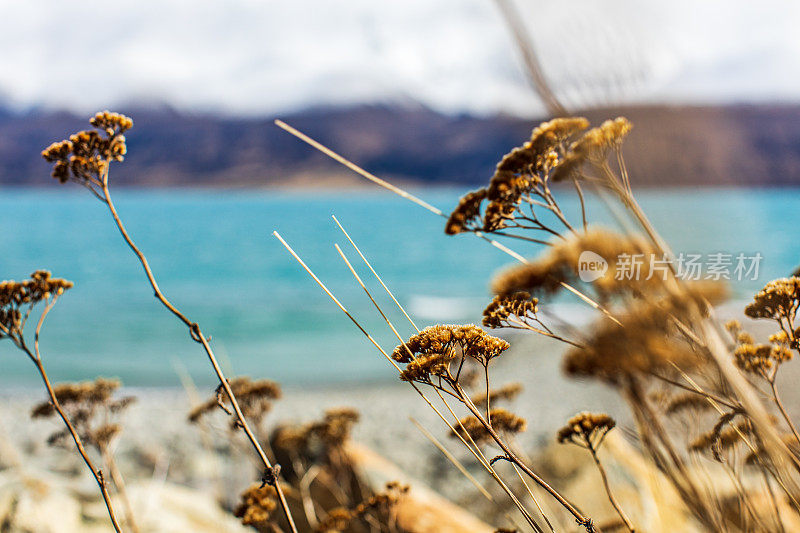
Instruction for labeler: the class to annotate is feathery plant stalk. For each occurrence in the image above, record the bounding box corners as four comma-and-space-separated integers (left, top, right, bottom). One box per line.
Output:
41, 112, 298, 533
0, 273, 124, 532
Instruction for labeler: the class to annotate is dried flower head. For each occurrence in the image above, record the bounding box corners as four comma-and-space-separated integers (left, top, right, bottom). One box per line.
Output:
664, 392, 714, 415
557, 412, 616, 449
234, 484, 280, 527
452, 408, 526, 444
732, 330, 793, 376
42, 111, 132, 192
445, 117, 588, 237
31, 378, 135, 452
313, 407, 360, 446
271, 407, 361, 459
315, 482, 409, 532
392, 324, 510, 382
689, 427, 741, 458
0, 271, 73, 341
445, 188, 488, 235
552, 117, 633, 183
189, 377, 281, 429
471, 382, 523, 407
482, 292, 538, 329
744, 277, 800, 321
562, 293, 709, 384
725, 320, 741, 334
688, 412, 745, 462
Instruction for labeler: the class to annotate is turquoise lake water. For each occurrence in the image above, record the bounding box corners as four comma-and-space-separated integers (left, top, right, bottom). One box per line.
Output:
1, 187, 799, 387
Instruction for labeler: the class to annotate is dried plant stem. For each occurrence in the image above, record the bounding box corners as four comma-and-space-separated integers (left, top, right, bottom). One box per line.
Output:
275, 120, 621, 327
8, 298, 124, 532
492, 0, 567, 116
299, 465, 322, 529
30, 358, 124, 531
102, 447, 141, 533
506, 316, 584, 348
332, 215, 419, 332
769, 377, 800, 450
511, 464, 556, 533
335, 241, 548, 529
333, 241, 578, 529
314, 225, 593, 530
762, 468, 788, 533
587, 447, 635, 533
649, 373, 737, 410
572, 178, 588, 230
99, 180, 298, 533
456, 386, 593, 530
433, 389, 543, 531
274, 233, 544, 530
409, 417, 493, 501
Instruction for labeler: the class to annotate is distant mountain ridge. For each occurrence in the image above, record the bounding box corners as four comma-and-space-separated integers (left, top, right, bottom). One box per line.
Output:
0, 103, 799, 188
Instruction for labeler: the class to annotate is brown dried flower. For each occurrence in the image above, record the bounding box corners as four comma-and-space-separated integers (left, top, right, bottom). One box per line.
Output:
315, 482, 408, 532
234, 484, 280, 527
482, 292, 538, 328
557, 412, 616, 449
271, 407, 361, 459
664, 393, 714, 415
445, 117, 588, 238
731, 324, 793, 376
471, 382, 523, 407
392, 324, 510, 383
41, 111, 132, 192
562, 293, 710, 384
552, 117, 633, 183
189, 376, 281, 428
445, 188, 488, 235
744, 277, 800, 321
453, 408, 526, 444
0, 271, 73, 341
31, 378, 135, 452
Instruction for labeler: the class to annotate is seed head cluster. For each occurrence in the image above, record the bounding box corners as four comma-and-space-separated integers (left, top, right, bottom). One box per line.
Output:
744, 277, 800, 322
453, 408, 527, 445
0, 271, 73, 340
189, 377, 282, 428
552, 117, 633, 183
562, 294, 712, 384
41, 111, 132, 187
557, 412, 616, 449
272, 407, 361, 453
482, 292, 538, 329
445, 117, 589, 235
315, 482, 409, 532
663, 392, 714, 415
392, 325, 510, 383
234, 483, 281, 527
31, 378, 135, 451
471, 382, 523, 407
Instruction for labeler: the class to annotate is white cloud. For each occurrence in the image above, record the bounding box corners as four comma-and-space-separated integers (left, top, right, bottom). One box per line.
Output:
0, 0, 797, 117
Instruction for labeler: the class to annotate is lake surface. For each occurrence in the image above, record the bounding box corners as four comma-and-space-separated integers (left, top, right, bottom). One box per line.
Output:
1, 187, 799, 386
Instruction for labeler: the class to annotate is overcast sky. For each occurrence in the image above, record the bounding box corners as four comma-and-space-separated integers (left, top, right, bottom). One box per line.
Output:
1, 0, 798, 117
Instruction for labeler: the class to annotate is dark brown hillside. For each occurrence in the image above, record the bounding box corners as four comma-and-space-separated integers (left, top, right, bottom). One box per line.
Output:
0, 103, 798, 188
